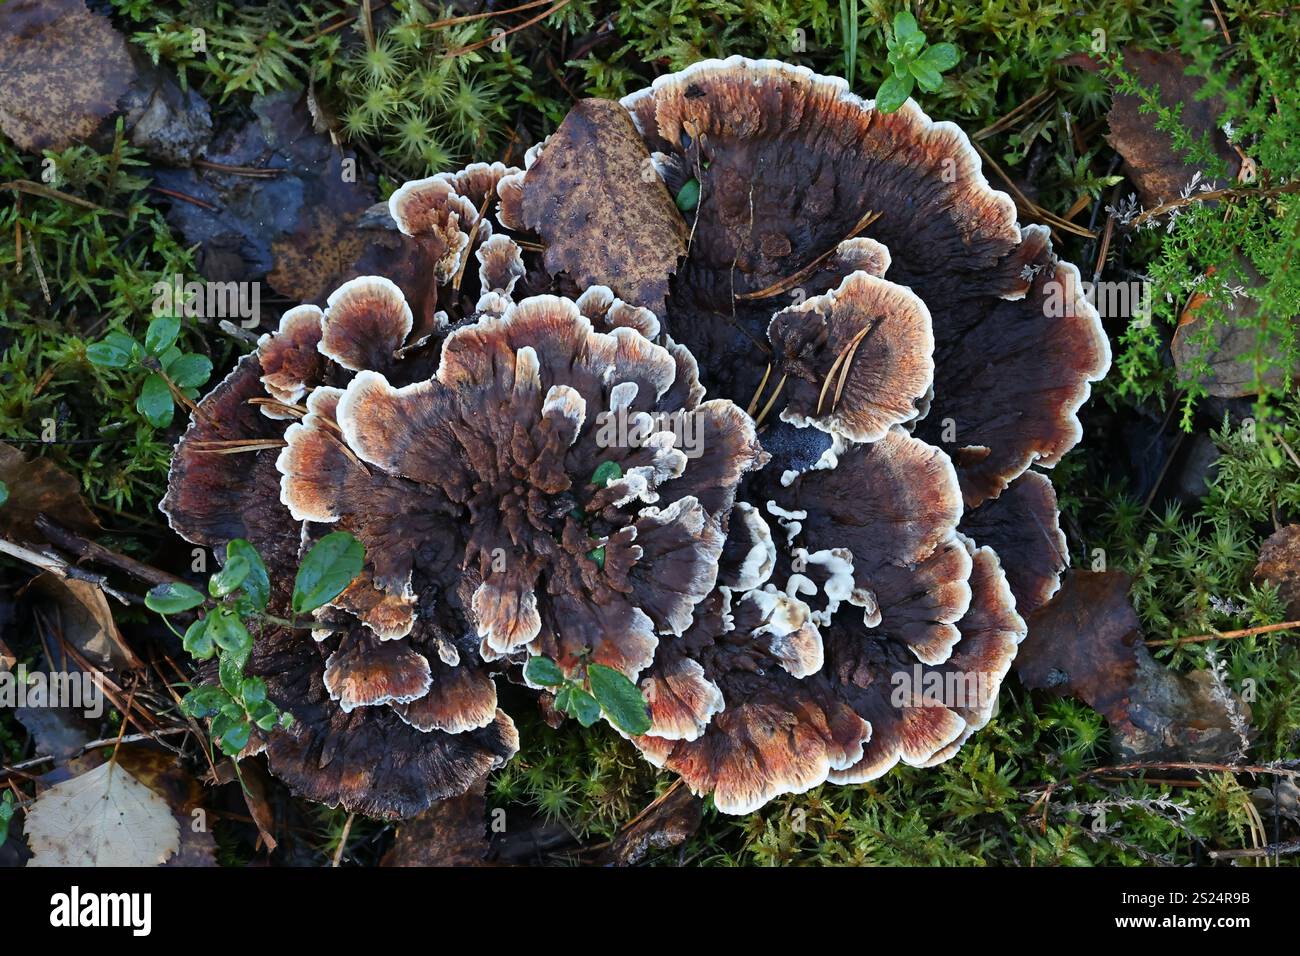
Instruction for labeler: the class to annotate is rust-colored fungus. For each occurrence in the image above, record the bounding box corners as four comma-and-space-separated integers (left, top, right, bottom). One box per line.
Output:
164, 56, 1107, 818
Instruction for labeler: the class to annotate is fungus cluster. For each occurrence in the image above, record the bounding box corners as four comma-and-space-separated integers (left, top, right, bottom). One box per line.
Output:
163, 58, 1108, 818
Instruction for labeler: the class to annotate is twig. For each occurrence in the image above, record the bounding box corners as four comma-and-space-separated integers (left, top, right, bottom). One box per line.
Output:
0, 537, 138, 606
444, 0, 572, 58
1132, 180, 1300, 227
1209, 839, 1300, 860
193, 159, 284, 178
973, 88, 1054, 141
35, 515, 185, 590
419, 0, 556, 30
1147, 619, 1300, 647
219, 319, 262, 344
333, 813, 356, 867
1, 179, 126, 217
148, 185, 218, 210
1029, 761, 1300, 833
971, 143, 1097, 239
0, 728, 191, 776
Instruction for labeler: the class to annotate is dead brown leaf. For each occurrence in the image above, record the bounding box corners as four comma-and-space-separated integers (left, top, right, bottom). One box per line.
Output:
523, 98, 688, 317
0, 442, 99, 543
381, 777, 490, 867
0, 0, 134, 152
1255, 524, 1300, 619
1172, 262, 1299, 399
266, 152, 375, 302
1017, 570, 1248, 763
32, 572, 142, 671
1105, 47, 1240, 208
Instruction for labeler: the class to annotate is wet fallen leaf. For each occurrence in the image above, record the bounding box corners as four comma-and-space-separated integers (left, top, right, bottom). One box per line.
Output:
266, 152, 375, 302
32, 572, 142, 671
1104, 48, 1240, 207
1172, 263, 1300, 399
523, 98, 688, 317
381, 777, 489, 867
26, 759, 181, 866
0, 442, 99, 542
1255, 524, 1300, 619
1017, 570, 1248, 763
0, 0, 134, 152
593, 782, 702, 866
270, 202, 444, 350
15, 705, 96, 765
153, 91, 374, 295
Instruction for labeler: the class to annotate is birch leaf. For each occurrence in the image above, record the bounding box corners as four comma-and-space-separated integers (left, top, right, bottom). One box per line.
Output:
26, 761, 181, 867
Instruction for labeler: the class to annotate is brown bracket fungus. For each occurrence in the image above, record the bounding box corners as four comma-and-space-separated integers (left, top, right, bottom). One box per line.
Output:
162, 57, 1109, 820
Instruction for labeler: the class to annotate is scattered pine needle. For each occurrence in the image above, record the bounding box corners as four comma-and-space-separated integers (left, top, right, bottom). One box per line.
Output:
189, 439, 287, 454
737, 209, 881, 301
753, 373, 787, 427
745, 363, 774, 417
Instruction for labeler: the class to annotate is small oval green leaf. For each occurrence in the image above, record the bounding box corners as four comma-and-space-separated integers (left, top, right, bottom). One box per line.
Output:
145, 580, 206, 614
568, 688, 602, 727
917, 42, 960, 71
165, 352, 213, 389
292, 531, 364, 614
86, 331, 138, 369
875, 73, 914, 114
675, 178, 700, 212
181, 685, 232, 719
182, 616, 215, 660
525, 655, 566, 687
209, 610, 253, 663
226, 539, 270, 611
587, 662, 651, 735
136, 373, 175, 428
145, 316, 181, 356
209, 554, 250, 597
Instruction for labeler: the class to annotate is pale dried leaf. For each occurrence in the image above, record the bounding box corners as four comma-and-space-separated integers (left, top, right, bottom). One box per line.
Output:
26, 761, 181, 867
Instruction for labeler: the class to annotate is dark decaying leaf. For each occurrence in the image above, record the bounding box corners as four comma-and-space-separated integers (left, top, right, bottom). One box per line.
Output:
1104, 47, 1240, 207
153, 91, 374, 291
0, 442, 99, 542
31, 573, 143, 671
381, 777, 490, 867
1254, 524, 1300, 620
1172, 262, 1300, 399
1017, 571, 1249, 762
15, 705, 95, 765
266, 152, 377, 302
0, 0, 133, 152
522, 98, 688, 317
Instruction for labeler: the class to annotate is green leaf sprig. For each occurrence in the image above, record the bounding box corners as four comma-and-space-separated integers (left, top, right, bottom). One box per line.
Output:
875, 11, 960, 113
